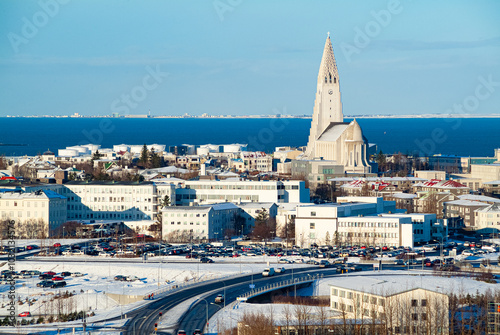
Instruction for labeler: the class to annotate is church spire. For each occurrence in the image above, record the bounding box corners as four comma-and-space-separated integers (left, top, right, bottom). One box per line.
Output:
317, 34, 339, 86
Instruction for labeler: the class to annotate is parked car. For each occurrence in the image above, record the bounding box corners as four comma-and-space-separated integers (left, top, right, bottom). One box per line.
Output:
37, 280, 53, 288
61, 272, 71, 277
51, 281, 66, 288
52, 276, 64, 281
18, 311, 31, 317
178, 331, 187, 335
214, 294, 224, 303
275, 267, 286, 273
39, 273, 52, 280
114, 275, 127, 281
44, 271, 56, 276
193, 330, 202, 335
318, 260, 330, 268
200, 257, 214, 263
71, 272, 84, 277
126, 275, 139, 281
278, 258, 290, 264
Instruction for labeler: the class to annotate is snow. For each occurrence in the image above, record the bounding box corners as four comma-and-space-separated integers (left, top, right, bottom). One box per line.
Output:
0, 254, 311, 334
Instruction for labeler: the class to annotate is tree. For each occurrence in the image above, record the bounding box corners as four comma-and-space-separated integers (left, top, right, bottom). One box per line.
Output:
325, 231, 331, 246
139, 144, 149, 167
251, 209, 275, 241
376, 150, 386, 172
150, 149, 161, 168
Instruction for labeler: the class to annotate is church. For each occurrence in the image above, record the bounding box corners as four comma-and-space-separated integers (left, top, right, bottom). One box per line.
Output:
303, 34, 371, 174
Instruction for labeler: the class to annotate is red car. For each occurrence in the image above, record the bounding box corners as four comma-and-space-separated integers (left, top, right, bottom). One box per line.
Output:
52, 276, 64, 281
18, 311, 31, 317
53, 243, 61, 248
44, 271, 56, 276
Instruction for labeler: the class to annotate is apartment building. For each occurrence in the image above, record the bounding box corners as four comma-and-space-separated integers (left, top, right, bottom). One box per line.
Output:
295, 197, 438, 248
161, 203, 245, 241
176, 180, 309, 205
0, 190, 67, 238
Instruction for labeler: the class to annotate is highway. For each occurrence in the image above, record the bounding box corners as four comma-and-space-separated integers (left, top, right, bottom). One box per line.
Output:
126, 266, 328, 335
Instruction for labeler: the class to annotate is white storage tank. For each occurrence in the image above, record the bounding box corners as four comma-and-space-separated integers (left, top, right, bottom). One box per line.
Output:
66, 146, 90, 155
223, 144, 243, 153
130, 145, 143, 154
150, 144, 166, 153
113, 144, 130, 152
207, 144, 220, 153
58, 149, 78, 157
81, 144, 101, 153
197, 147, 210, 156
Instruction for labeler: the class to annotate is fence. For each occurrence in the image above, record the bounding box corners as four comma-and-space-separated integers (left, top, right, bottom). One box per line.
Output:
238, 273, 322, 300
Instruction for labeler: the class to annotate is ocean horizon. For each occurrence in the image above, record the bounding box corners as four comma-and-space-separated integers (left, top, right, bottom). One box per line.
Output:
0, 117, 498, 158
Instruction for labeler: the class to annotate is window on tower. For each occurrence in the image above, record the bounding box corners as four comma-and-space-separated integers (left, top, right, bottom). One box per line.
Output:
329, 73, 332, 83
325, 77, 327, 83
334, 77, 337, 84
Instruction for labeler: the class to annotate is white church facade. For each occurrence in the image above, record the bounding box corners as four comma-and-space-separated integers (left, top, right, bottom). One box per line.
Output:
303, 34, 371, 174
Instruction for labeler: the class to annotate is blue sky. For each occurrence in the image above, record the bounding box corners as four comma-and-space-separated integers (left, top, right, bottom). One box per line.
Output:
1, 0, 499, 116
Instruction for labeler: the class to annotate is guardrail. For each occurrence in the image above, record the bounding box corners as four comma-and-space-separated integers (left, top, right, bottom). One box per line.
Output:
142, 273, 239, 300
237, 273, 322, 300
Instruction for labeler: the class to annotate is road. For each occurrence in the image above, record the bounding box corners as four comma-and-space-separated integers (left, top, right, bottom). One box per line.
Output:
122, 265, 340, 335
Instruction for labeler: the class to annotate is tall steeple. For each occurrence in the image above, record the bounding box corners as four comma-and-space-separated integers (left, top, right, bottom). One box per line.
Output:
305, 33, 343, 158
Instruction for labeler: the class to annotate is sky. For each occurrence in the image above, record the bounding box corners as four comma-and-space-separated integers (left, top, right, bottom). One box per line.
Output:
0, 0, 499, 117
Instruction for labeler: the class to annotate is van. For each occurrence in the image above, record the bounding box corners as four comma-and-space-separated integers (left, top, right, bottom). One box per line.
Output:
262, 268, 275, 277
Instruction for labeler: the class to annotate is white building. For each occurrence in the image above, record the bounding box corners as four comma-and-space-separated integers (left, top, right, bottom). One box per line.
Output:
61, 181, 158, 221
475, 203, 500, 229
176, 180, 309, 205
161, 203, 243, 241
329, 276, 449, 335
0, 190, 67, 238
295, 197, 438, 248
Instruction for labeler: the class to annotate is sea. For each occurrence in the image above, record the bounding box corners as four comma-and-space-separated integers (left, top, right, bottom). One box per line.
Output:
0, 117, 499, 158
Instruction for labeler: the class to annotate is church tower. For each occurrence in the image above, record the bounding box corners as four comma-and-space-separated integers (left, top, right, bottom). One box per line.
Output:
305, 33, 343, 158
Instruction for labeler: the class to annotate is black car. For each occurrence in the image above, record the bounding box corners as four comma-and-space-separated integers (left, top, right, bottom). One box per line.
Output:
61, 272, 71, 277
114, 275, 127, 281
193, 330, 202, 335
200, 257, 214, 263
39, 273, 52, 280
37, 280, 53, 288
51, 281, 66, 288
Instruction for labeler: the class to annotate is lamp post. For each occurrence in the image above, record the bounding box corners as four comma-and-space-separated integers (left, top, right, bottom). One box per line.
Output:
200, 298, 209, 331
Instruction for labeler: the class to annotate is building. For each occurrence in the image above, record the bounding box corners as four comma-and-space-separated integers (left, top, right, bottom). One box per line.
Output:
475, 203, 500, 230
414, 170, 446, 181
295, 196, 439, 248
236, 202, 278, 220
443, 199, 490, 228
176, 180, 309, 205
291, 159, 345, 186
161, 203, 245, 241
61, 181, 158, 221
303, 34, 371, 174
329, 277, 449, 335
0, 190, 67, 238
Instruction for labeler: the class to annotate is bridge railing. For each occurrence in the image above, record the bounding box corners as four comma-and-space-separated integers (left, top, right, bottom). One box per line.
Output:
238, 273, 322, 300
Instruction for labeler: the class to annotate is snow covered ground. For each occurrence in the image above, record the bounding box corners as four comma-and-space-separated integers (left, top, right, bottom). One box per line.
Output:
2, 248, 500, 334
0, 253, 310, 334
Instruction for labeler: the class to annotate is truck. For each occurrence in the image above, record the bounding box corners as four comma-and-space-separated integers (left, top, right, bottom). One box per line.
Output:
262, 267, 275, 277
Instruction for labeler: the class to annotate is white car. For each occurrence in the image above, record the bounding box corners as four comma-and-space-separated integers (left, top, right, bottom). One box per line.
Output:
127, 275, 139, 281
71, 272, 84, 277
